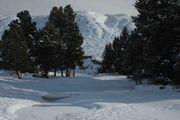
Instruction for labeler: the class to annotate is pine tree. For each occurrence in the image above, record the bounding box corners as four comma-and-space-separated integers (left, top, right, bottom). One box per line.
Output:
172, 3, 180, 85
0, 30, 11, 69
35, 5, 83, 77
123, 31, 144, 76
1, 20, 32, 79
119, 27, 129, 74
113, 27, 129, 74
49, 7, 65, 28
173, 54, 180, 85
134, 0, 180, 84
101, 43, 115, 73
112, 36, 122, 73
124, 31, 144, 84
63, 5, 84, 77
17, 10, 38, 71
17, 10, 38, 49
35, 22, 59, 78
48, 6, 65, 76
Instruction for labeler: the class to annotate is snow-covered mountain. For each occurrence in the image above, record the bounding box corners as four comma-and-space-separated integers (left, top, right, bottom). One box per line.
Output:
0, 11, 134, 60
0, 15, 11, 37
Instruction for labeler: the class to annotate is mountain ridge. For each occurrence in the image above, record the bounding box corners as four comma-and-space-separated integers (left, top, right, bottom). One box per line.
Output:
0, 11, 134, 60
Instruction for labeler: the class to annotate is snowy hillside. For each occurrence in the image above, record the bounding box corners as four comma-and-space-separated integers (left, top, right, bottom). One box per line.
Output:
75, 11, 134, 60
0, 15, 12, 37
0, 11, 134, 60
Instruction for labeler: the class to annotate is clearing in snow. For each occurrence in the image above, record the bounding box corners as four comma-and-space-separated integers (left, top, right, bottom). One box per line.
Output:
0, 71, 179, 120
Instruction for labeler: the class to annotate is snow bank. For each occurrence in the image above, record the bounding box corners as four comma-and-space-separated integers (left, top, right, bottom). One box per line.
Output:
0, 98, 35, 120
0, 71, 179, 120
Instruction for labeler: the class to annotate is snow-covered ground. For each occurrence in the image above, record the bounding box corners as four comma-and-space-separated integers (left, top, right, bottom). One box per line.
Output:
0, 71, 180, 120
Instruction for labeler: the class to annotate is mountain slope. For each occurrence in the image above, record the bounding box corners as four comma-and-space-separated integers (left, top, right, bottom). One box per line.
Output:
0, 11, 134, 60
76, 11, 134, 60
0, 15, 12, 37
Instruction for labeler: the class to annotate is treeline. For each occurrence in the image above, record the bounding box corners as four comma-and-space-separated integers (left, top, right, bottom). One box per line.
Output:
100, 0, 180, 85
0, 5, 84, 79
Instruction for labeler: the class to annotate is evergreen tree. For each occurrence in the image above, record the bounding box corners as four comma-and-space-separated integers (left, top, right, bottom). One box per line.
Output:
17, 10, 38, 71
101, 43, 115, 73
35, 5, 83, 77
1, 20, 32, 78
123, 31, 144, 78
173, 54, 180, 85
63, 5, 84, 77
35, 22, 59, 78
17, 10, 38, 50
119, 27, 129, 74
112, 36, 122, 73
0, 30, 10, 69
125, 31, 144, 84
49, 7, 65, 28
134, 0, 180, 84
48, 6, 65, 76
113, 27, 129, 74
172, 4, 180, 85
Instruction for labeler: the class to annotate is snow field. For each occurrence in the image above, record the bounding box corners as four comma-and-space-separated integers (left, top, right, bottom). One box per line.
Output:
0, 98, 35, 120
0, 71, 179, 120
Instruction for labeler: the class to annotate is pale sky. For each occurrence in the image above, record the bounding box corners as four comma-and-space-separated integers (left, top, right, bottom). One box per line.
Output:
0, 0, 138, 16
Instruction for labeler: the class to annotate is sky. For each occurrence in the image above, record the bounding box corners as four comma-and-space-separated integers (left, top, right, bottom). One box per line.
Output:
0, 0, 138, 16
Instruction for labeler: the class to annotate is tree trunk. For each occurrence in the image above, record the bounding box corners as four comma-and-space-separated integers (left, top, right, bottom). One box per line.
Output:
66, 68, 71, 77
16, 70, 22, 79
54, 69, 57, 77
61, 70, 64, 77
73, 69, 75, 77
66, 68, 69, 77
69, 69, 71, 77
139, 79, 142, 84
44, 70, 48, 78
135, 80, 138, 85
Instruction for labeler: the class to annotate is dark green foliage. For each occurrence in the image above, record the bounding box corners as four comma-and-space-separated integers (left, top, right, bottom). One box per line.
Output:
101, 0, 180, 85
101, 27, 129, 74
101, 43, 114, 73
35, 5, 84, 77
123, 31, 144, 79
17, 10, 38, 58
47, 6, 66, 76
35, 22, 60, 78
1, 20, 32, 78
63, 5, 84, 76
0, 10, 38, 78
113, 27, 129, 74
16, 10, 38, 72
133, 0, 180, 83
0, 6, 83, 78
173, 54, 180, 85
172, 8, 180, 85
